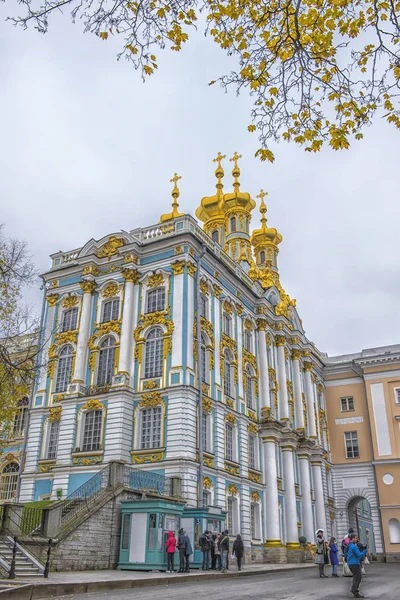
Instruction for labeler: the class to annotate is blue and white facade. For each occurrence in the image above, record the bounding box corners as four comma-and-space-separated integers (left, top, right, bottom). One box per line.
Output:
19, 161, 333, 555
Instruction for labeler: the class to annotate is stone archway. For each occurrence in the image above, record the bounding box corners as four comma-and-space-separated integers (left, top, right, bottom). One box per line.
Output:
347, 496, 376, 555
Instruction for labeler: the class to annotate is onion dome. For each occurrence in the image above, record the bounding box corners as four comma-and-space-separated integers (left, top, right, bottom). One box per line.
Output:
250, 190, 282, 270
195, 153, 227, 245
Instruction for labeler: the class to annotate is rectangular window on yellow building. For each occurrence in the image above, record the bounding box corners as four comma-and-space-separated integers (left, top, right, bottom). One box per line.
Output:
340, 396, 354, 412
344, 431, 359, 459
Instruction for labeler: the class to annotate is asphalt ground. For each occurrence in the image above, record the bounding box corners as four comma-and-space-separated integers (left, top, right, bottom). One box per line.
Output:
49, 563, 400, 600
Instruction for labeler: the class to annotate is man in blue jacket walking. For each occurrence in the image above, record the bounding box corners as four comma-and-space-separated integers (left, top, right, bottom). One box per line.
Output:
347, 533, 367, 598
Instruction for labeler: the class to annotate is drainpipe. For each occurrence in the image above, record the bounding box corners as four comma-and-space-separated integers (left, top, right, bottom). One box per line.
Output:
350, 361, 386, 557
16, 277, 48, 501
196, 245, 207, 508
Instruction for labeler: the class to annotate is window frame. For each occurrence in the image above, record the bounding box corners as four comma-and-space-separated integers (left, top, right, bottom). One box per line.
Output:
248, 433, 257, 470
230, 217, 237, 233
81, 409, 104, 452
46, 420, 60, 460
96, 336, 117, 386
54, 344, 74, 394
0, 462, 19, 502
101, 298, 120, 323
245, 365, 254, 409
200, 294, 208, 319
226, 495, 239, 535
144, 327, 163, 379
344, 430, 360, 459
250, 502, 261, 540
12, 398, 29, 438
244, 329, 252, 353
225, 422, 234, 461
61, 307, 79, 332
393, 387, 400, 405
224, 350, 233, 398
340, 396, 355, 412
223, 313, 232, 337
145, 287, 165, 314
140, 406, 163, 450
211, 230, 219, 244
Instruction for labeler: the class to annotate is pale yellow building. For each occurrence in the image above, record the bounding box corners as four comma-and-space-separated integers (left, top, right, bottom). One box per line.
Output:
324, 345, 400, 561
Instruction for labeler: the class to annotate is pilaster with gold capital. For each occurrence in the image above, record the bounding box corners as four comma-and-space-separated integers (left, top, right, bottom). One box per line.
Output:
291, 352, 305, 432
71, 279, 96, 387
303, 366, 317, 438
117, 270, 138, 383
276, 341, 289, 421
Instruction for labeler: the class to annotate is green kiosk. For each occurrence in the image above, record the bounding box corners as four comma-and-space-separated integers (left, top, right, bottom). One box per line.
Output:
118, 499, 226, 571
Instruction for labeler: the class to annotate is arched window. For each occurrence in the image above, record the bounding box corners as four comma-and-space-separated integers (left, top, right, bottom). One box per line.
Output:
388, 518, 400, 544
12, 397, 29, 438
141, 407, 162, 449
246, 365, 254, 409
200, 333, 207, 383
211, 230, 219, 243
97, 336, 116, 386
61, 308, 78, 332
230, 217, 237, 233
0, 462, 19, 501
244, 329, 252, 352
102, 298, 120, 323
224, 350, 232, 397
146, 288, 165, 314
260, 250, 265, 264
82, 410, 103, 452
223, 313, 232, 337
144, 327, 163, 379
200, 294, 208, 319
55, 344, 74, 393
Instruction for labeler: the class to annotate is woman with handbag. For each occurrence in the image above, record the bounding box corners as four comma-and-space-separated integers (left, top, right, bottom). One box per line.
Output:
315, 529, 328, 578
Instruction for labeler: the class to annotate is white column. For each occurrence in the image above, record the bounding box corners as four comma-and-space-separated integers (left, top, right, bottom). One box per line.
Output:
281, 442, 299, 547
291, 352, 305, 432
36, 297, 57, 393
262, 436, 281, 544
117, 270, 137, 381
275, 338, 289, 421
171, 269, 184, 371
312, 459, 327, 533
303, 364, 317, 438
298, 452, 314, 544
72, 279, 95, 383
186, 267, 195, 377
257, 326, 270, 415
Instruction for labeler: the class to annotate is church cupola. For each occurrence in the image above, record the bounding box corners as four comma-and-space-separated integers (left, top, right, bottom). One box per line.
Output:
250, 190, 282, 272
222, 152, 256, 264
195, 153, 227, 246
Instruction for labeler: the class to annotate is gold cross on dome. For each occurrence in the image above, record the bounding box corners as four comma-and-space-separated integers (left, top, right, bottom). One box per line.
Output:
213, 152, 226, 168
170, 173, 182, 186
257, 189, 268, 203
229, 152, 242, 167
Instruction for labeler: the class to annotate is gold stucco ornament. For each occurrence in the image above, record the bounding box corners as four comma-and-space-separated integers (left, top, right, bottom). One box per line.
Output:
96, 236, 125, 259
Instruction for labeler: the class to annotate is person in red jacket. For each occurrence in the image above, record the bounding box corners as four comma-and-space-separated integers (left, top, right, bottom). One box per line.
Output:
165, 531, 177, 573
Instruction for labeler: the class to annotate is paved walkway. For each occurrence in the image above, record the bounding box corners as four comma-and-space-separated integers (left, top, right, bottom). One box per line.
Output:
36, 564, 400, 600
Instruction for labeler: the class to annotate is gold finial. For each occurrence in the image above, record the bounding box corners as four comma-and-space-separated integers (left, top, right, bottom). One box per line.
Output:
229, 152, 242, 190
212, 152, 226, 198
170, 172, 182, 216
257, 189, 268, 228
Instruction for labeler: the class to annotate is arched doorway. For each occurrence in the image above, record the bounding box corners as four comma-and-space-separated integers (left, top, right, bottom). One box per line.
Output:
347, 496, 376, 555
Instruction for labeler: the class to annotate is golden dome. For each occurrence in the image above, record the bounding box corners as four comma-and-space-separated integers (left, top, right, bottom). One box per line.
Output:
159, 173, 185, 223
250, 190, 282, 250
196, 153, 226, 224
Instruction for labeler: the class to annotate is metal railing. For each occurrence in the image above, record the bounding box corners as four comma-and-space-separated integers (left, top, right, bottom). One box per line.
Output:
123, 466, 177, 499
60, 465, 110, 526
2, 507, 50, 576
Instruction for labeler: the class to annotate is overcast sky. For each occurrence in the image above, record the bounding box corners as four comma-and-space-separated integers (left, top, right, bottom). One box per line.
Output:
1, 7, 399, 357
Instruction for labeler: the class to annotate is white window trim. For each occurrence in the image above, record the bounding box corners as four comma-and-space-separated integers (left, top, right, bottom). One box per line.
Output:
248, 434, 259, 471
250, 501, 262, 541
41, 419, 60, 460
76, 408, 106, 453
96, 289, 122, 325
134, 404, 165, 450
344, 430, 359, 459
340, 396, 355, 412
226, 494, 240, 535
95, 335, 117, 386
225, 422, 238, 463
393, 387, 400, 405
101, 297, 121, 323
201, 411, 214, 454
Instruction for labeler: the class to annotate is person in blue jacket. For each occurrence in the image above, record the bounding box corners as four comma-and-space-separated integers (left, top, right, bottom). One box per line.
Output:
329, 536, 339, 577
347, 533, 367, 598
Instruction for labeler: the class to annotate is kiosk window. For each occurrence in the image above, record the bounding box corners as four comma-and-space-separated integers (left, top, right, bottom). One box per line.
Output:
121, 514, 130, 550
148, 513, 157, 550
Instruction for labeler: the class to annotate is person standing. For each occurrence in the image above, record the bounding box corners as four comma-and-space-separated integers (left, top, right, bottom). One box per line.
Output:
232, 534, 244, 571
165, 531, 177, 573
199, 530, 212, 570
315, 529, 328, 577
329, 536, 339, 577
178, 529, 192, 573
347, 533, 367, 598
220, 529, 230, 573
214, 533, 222, 570
183, 530, 192, 572
211, 532, 216, 569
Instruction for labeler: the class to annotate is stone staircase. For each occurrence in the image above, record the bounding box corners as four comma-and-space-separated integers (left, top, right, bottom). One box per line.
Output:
0, 537, 43, 578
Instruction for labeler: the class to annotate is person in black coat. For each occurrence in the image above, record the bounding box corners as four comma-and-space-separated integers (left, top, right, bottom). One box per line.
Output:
232, 534, 244, 571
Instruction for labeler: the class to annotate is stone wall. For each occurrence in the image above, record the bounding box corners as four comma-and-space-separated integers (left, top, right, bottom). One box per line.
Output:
50, 489, 139, 571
